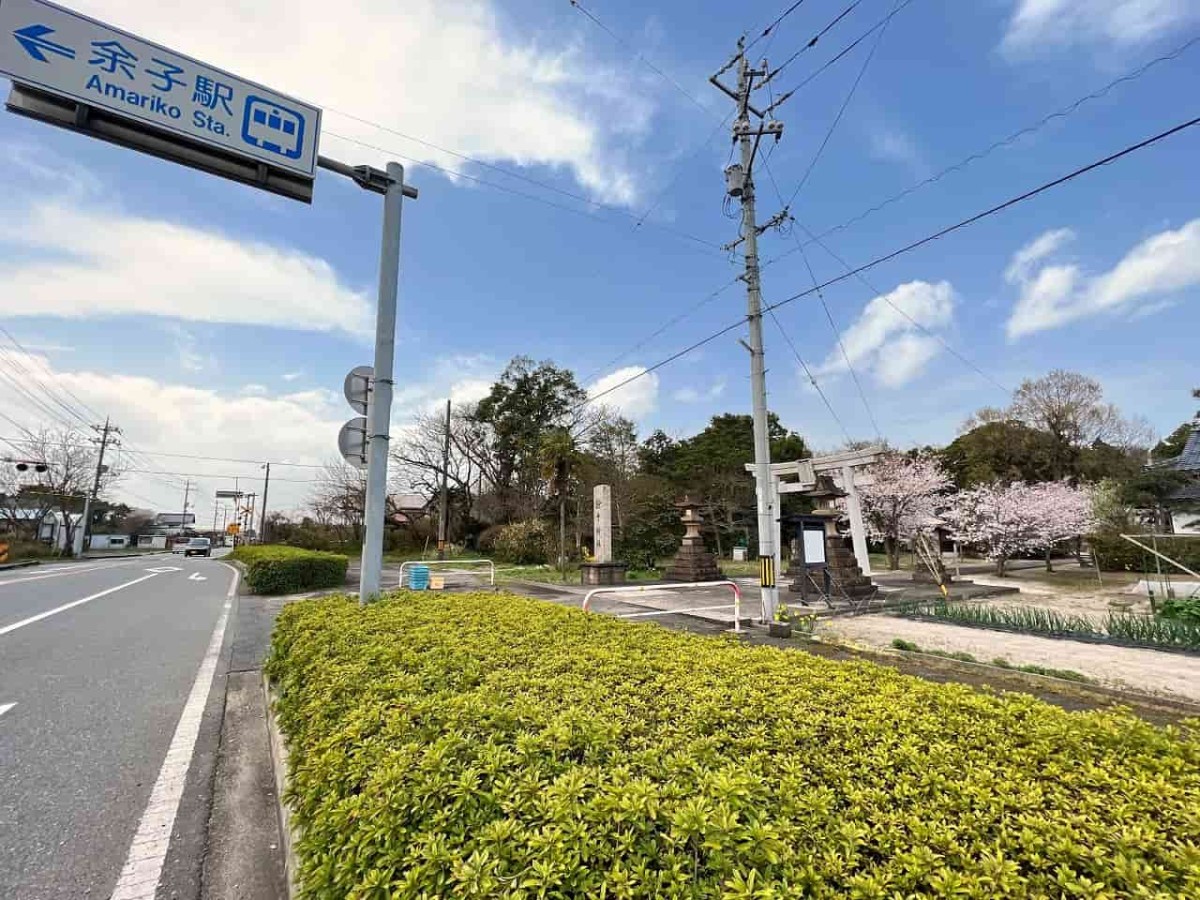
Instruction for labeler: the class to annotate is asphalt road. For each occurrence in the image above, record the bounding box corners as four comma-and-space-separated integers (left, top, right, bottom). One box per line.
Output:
0, 553, 237, 900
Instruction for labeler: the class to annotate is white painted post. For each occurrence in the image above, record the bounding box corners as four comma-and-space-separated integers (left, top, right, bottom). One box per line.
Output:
842, 463, 872, 576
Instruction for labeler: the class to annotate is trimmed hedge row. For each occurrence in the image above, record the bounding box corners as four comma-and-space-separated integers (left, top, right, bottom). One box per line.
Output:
267, 592, 1200, 898
1090, 533, 1200, 573
230, 545, 348, 594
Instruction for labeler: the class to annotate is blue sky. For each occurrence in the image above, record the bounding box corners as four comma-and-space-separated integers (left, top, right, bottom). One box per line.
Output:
1, 0, 1198, 520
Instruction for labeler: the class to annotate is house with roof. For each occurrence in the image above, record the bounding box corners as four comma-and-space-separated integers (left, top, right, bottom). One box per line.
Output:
1156, 417, 1200, 535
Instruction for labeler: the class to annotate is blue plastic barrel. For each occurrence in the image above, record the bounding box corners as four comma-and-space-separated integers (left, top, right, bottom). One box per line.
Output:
408, 564, 430, 590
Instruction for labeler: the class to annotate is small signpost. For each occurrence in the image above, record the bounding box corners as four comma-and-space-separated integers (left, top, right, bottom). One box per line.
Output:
0, 0, 321, 200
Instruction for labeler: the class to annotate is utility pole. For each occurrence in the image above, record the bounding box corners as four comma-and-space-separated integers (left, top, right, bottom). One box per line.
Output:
181, 479, 192, 530
259, 462, 271, 544
712, 39, 785, 623
76, 417, 119, 557
437, 399, 451, 560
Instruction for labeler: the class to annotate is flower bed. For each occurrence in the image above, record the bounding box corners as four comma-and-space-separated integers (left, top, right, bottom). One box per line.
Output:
898, 600, 1200, 653
229, 545, 348, 594
267, 592, 1200, 898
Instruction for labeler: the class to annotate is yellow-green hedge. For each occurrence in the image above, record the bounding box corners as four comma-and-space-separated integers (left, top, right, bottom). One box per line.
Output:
267, 592, 1200, 899
229, 545, 347, 594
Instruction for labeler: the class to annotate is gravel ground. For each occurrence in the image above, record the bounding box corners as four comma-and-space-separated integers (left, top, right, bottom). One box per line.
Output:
821, 613, 1200, 703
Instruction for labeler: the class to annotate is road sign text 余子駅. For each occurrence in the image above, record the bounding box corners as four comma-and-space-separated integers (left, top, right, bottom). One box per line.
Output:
0, 0, 320, 178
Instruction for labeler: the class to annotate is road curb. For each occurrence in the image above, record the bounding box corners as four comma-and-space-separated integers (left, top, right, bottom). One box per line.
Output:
262, 674, 299, 899
0, 559, 41, 570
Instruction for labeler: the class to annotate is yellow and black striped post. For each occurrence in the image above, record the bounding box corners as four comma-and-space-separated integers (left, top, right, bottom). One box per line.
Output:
759, 555, 775, 589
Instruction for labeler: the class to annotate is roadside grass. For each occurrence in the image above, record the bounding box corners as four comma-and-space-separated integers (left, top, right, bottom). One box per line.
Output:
890, 638, 1094, 682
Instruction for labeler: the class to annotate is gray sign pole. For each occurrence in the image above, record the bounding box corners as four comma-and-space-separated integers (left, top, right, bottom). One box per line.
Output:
358, 161, 406, 601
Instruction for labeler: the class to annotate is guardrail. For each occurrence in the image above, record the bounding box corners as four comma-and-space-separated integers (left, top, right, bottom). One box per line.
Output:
582, 580, 743, 633
398, 558, 496, 588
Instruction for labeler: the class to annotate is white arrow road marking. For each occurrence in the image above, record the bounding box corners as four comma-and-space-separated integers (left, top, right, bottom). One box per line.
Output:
0, 703, 15, 719
187, 573, 207, 581
145, 567, 182, 574
110, 563, 239, 900
0, 572, 160, 637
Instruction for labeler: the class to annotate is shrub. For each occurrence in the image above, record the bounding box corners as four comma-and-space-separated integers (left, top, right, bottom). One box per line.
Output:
1089, 532, 1200, 573
229, 545, 347, 594
1161, 596, 1200, 624
491, 519, 551, 564
2, 539, 59, 561
267, 592, 1200, 898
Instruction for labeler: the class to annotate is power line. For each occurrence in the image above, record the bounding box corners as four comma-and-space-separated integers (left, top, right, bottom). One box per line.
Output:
785, 0, 904, 208
118, 467, 319, 485
758, 0, 865, 91
801, 31, 1200, 245
568, 0, 711, 115
747, 0, 811, 51
0, 435, 328, 468
766, 307, 853, 443
583, 114, 1200, 408
323, 129, 726, 254
0, 326, 105, 422
762, 158, 884, 439
769, 0, 916, 101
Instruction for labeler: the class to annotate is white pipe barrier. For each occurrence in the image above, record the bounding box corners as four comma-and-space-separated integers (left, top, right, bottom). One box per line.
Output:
582, 581, 743, 633
398, 558, 496, 587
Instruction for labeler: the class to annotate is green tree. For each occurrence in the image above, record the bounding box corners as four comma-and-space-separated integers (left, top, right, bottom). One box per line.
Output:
472, 357, 588, 522
941, 422, 1060, 488
644, 413, 808, 557
1154, 422, 1194, 461
539, 427, 579, 576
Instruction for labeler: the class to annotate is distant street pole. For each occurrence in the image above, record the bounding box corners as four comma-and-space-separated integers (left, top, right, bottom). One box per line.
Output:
259, 462, 271, 543
712, 40, 786, 623
437, 398, 451, 560
76, 417, 119, 557
181, 479, 192, 530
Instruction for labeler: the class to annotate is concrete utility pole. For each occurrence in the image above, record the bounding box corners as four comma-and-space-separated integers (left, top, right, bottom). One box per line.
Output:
259, 462, 271, 544
712, 40, 785, 623
76, 417, 119, 557
181, 479, 192, 529
437, 398, 451, 560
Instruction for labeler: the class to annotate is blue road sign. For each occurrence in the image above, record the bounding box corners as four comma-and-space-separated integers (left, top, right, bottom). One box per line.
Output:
0, 0, 321, 178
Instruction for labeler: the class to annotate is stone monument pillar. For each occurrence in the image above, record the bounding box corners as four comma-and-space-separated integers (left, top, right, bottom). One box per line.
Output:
580, 484, 627, 585
665, 496, 722, 582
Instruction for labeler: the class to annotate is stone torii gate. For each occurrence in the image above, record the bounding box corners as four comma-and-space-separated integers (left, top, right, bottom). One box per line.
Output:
744, 445, 884, 580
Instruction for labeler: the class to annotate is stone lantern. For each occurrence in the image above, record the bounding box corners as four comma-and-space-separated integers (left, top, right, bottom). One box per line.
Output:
664, 496, 722, 582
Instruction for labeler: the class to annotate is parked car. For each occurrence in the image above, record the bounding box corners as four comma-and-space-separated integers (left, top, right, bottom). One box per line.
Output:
183, 537, 212, 558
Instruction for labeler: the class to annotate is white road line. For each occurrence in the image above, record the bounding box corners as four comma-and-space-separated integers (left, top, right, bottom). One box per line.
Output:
0, 702, 15, 719
0, 573, 161, 637
0, 559, 147, 589
109, 564, 240, 900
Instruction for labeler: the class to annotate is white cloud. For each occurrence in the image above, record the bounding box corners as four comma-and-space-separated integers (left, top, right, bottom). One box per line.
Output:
1001, 0, 1198, 55
281, 371, 305, 382
868, 125, 927, 177
1005, 219, 1200, 337
0, 352, 502, 518
587, 366, 659, 419
81, 0, 652, 205
0, 197, 373, 335
817, 280, 956, 387
673, 380, 726, 403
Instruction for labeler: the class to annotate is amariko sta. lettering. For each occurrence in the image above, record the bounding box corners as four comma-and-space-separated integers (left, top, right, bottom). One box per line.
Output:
85, 73, 229, 135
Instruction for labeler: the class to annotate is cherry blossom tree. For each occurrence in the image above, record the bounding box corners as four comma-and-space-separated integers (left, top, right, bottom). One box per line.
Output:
945, 481, 1095, 575
858, 453, 952, 570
